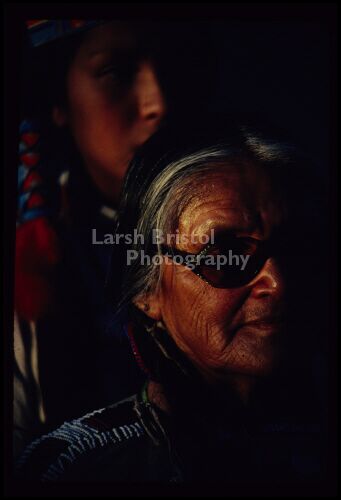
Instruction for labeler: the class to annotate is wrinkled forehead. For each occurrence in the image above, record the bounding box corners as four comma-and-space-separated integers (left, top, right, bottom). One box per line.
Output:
176, 162, 286, 249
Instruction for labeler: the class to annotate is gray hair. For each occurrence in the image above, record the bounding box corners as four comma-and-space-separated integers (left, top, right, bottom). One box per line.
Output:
115, 125, 298, 309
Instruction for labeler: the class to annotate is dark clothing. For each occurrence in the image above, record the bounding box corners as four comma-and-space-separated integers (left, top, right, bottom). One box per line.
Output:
16, 392, 178, 482
36, 156, 146, 429
16, 386, 324, 483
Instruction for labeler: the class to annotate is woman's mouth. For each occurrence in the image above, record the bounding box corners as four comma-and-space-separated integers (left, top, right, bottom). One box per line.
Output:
231, 316, 285, 338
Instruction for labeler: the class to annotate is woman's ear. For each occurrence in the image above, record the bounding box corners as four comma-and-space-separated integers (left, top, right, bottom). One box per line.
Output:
52, 106, 67, 127
134, 293, 162, 321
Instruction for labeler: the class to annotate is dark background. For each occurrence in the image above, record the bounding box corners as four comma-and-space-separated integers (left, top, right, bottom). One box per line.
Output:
209, 20, 333, 170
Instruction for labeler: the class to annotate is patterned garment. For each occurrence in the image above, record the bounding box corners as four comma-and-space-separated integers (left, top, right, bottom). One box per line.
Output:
16, 385, 324, 484
15, 391, 180, 482
17, 119, 48, 225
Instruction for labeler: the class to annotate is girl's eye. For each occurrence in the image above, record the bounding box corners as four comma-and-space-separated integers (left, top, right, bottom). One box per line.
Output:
97, 65, 120, 78
96, 59, 138, 84
95, 65, 137, 100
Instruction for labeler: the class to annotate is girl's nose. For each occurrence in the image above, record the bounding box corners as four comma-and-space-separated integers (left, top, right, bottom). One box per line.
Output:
135, 61, 166, 128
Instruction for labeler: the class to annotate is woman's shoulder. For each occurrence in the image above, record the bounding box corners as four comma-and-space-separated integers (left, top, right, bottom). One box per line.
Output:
16, 394, 148, 482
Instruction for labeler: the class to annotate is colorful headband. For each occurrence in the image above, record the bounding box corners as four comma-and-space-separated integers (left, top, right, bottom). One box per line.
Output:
26, 20, 102, 48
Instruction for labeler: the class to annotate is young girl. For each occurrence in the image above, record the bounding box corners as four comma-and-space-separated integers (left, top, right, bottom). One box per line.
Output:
15, 18, 215, 457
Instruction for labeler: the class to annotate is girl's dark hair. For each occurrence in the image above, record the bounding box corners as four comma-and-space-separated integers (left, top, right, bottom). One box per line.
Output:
20, 30, 85, 121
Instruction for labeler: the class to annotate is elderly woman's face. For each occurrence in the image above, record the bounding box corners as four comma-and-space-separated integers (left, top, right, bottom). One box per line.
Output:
146, 163, 287, 384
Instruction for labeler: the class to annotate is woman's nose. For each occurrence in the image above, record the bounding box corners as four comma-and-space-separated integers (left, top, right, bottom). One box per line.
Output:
134, 61, 166, 128
249, 257, 285, 300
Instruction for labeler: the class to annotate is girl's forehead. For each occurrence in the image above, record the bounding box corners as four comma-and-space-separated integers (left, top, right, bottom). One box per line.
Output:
80, 22, 140, 55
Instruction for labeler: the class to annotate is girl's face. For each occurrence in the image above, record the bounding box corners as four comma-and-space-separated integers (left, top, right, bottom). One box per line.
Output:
54, 22, 166, 202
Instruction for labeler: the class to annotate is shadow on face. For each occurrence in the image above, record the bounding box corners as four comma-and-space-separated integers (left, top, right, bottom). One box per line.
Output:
141, 162, 288, 400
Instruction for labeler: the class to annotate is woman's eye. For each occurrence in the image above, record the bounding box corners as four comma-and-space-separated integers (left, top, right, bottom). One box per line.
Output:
236, 238, 259, 254
211, 238, 259, 257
